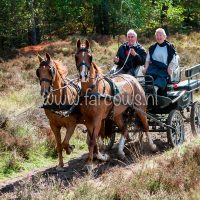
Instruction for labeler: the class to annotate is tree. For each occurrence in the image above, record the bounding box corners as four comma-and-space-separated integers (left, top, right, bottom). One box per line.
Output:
0, 0, 199, 51
27, 0, 37, 45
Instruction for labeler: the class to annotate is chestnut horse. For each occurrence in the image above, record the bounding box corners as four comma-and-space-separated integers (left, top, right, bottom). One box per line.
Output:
36, 53, 82, 170
75, 40, 157, 166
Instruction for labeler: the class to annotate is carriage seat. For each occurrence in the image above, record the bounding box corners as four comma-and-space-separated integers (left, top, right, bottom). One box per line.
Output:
174, 79, 200, 91
166, 80, 199, 92
173, 64, 200, 92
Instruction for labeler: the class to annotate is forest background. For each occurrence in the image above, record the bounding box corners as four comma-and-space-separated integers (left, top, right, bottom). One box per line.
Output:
0, 0, 199, 57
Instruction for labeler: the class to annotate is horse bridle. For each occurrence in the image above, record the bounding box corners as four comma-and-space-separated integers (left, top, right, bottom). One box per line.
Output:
75, 48, 92, 70
36, 60, 55, 86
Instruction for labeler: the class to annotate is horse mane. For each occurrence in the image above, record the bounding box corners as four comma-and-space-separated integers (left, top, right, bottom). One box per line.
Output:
92, 62, 102, 75
54, 60, 68, 77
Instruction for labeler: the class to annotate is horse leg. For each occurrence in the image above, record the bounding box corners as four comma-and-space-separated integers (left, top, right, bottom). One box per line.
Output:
50, 124, 64, 169
114, 114, 128, 159
97, 120, 106, 151
96, 120, 110, 161
138, 131, 144, 149
85, 122, 96, 166
135, 111, 157, 152
86, 132, 98, 160
86, 120, 109, 166
62, 125, 76, 155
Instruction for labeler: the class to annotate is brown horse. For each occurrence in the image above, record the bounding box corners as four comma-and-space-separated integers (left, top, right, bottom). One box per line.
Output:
75, 40, 157, 166
36, 53, 83, 170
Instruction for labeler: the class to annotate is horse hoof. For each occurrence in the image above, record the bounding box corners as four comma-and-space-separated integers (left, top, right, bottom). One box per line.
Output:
65, 145, 75, 155
84, 164, 94, 173
56, 166, 65, 171
103, 153, 110, 161
70, 145, 75, 150
112, 143, 118, 149
97, 153, 110, 161
66, 149, 72, 155
150, 144, 158, 153
118, 151, 125, 160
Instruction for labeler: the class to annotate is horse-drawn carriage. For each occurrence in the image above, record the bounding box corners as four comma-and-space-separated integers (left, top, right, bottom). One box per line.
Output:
36, 41, 200, 168
106, 63, 200, 150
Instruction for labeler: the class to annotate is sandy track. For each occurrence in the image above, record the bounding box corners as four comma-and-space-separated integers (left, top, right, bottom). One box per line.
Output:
0, 121, 193, 196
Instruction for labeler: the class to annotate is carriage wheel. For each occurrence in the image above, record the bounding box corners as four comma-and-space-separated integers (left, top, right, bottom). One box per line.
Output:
167, 109, 185, 147
190, 101, 200, 136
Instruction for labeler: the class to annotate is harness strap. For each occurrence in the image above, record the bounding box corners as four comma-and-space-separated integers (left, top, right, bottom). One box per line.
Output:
102, 79, 106, 94
104, 77, 120, 96
41, 104, 72, 111
52, 85, 81, 117
70, 80, 81, 95
42, 79, 81, 116
77, 61, 91, 69
40, 78, 52, 85
80, 92, 175, 130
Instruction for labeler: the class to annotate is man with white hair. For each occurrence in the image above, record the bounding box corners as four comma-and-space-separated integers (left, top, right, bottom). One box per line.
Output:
112, 29, 147, 76
143, 28, 177, 94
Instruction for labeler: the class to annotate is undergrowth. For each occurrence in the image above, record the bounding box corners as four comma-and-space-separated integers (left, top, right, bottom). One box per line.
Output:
2, 139, 200, 199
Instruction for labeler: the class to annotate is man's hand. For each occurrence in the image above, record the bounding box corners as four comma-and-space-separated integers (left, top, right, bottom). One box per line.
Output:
130, 48, 137, 56
114, 56, 119, 63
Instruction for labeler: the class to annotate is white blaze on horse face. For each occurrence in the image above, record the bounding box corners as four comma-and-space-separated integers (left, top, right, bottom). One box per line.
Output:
81, 64, 87, 82
81, 52, 87, 82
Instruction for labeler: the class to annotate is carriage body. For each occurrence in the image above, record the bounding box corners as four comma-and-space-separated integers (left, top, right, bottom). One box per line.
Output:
136, 64, 200, 147
102, 64, 200, 150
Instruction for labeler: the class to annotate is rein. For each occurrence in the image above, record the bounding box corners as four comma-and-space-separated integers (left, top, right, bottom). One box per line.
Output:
38, 63, 81, 116
43, 80, 81, 117
88, 73, 100, 89
111, 49, 131, 75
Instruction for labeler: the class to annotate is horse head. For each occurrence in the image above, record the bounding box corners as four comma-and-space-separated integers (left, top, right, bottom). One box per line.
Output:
75, 39, 92, 82
36, 53, 56, 98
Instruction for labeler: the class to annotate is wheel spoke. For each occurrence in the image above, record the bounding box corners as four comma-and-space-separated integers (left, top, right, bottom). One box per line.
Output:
167, 110, 185, 147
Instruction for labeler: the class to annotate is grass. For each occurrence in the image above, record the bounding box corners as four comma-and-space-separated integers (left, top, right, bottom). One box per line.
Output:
0, 129, 87, 182
65, 139, 200, 199
0, 148, 55, 181
2, 138, 200, 199
0, 84, 40, 114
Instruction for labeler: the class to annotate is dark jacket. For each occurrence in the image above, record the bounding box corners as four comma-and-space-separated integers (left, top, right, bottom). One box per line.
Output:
146, 41, 176, 90
116, 42, 147, 72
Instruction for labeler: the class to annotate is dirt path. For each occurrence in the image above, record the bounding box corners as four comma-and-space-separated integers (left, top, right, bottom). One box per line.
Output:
0, 147, 150, 195
0, 122, 193, 196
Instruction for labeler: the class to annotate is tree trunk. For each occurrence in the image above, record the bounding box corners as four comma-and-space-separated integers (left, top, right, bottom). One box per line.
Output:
28, 0, 37, 45
93, 3, 102, 34
102, 0, 109, 34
